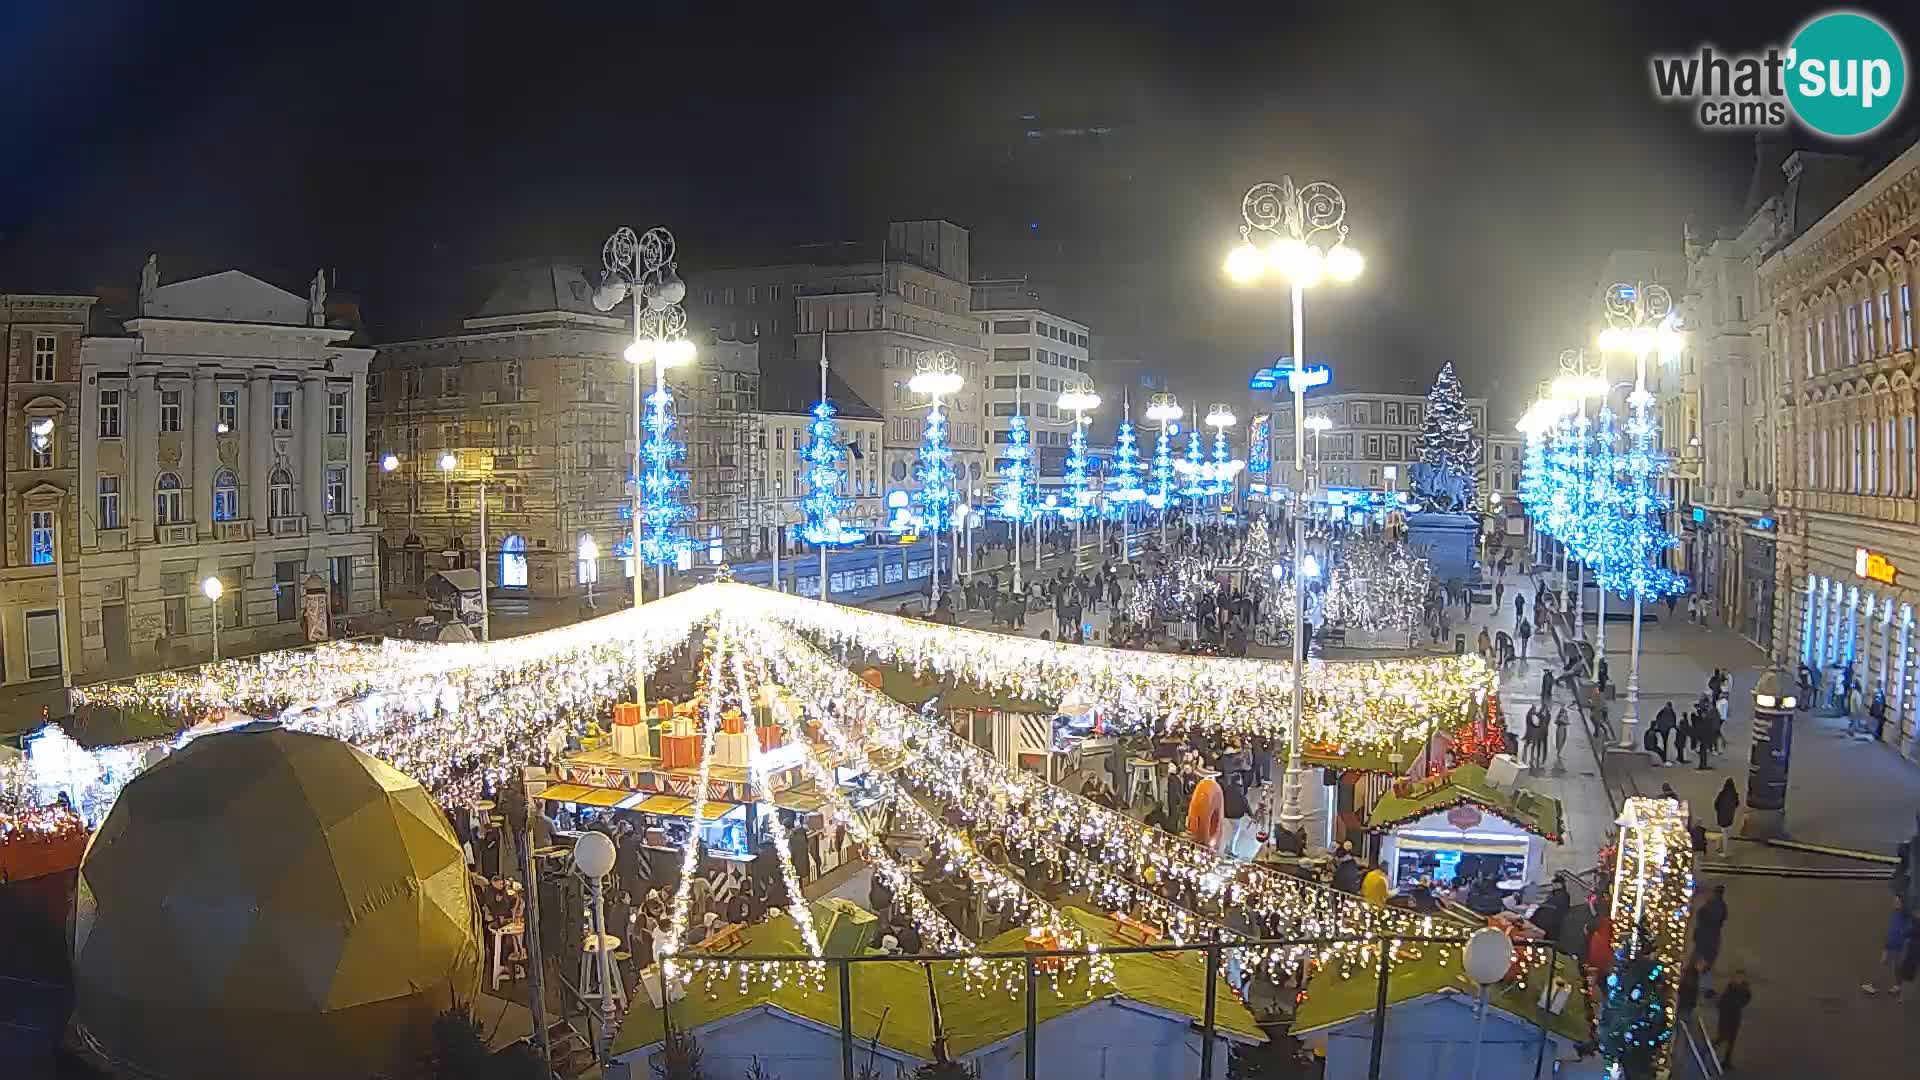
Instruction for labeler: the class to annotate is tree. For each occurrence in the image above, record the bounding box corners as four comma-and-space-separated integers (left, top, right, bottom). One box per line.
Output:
994, 410, 1036, 524
651, 1026, 707, 1080
1244, 515, 1273, 568
913, 401, 958, 534
1107, 412, 1145, 513
639, 383, 693, 566
798, 400, 862, 547
1416, 362, 1482, 511
1599, 949, 1668, 1080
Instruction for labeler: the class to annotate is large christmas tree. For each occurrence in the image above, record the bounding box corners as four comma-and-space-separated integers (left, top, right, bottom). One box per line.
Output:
1416, 362, 1483, 511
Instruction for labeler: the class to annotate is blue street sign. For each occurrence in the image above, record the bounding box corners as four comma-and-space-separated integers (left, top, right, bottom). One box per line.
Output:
1272, 363, 1332, 392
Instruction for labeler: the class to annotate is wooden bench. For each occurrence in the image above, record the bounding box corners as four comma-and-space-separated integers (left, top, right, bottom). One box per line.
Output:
700, 922, 746, 954
1109, 912, 1164, 947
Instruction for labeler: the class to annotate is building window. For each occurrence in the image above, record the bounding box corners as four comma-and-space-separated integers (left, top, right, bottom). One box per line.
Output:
218, 389, 239, 432
160, 389, 182, 432
213, 470, 238, 521
268, 467, 295, 519
325, 467, 345, 514
97, 476, 120, 529
29, 510, 54, 565
1881, 289, 1894, 352
1863, 298, 1877, 357
98, 389, 122, 438
328, 391, 347, 434
31, 334, 55, 381
273, 390, 293, 431
275, 560, 300, 622
440, 367, 460, 397
155, 472, 183, 524
1903, 284, 1915, 350
27, 417, 53, 468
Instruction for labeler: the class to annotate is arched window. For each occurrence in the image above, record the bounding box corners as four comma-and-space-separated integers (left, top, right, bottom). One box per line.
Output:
268, 467, 295, 520
155, 472, 183, 525
499, 533, 528, 588
213, 469, 238, 521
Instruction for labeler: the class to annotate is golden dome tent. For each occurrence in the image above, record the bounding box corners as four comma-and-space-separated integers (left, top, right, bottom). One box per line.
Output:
72, 722, 482, 1080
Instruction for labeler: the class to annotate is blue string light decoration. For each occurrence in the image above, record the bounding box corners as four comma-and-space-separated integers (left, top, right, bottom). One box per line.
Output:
1518, 427, 1551, 522
1108, 416, 1145, 513
1598, 387, 1687, 600
1209, 425, 1233, 496
912, 400, 958, 534
1179, 427, 1207, 498
1542, 412, 1580, 543
1149, 422, 1178, 510
1061, 415, 1091, 521
796, 400, 865, 546
995, 411, 1037, 523
638, 385, 691, 565
1579, 405, 1628, 572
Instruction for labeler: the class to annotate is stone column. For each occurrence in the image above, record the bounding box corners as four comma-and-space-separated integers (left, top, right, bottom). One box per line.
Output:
302, 373, 327, 526
193, 368, 216, 533
250, 368, 273, 531
129, 369, 158, 542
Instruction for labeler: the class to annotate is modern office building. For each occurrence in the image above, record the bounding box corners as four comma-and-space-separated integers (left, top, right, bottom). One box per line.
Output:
973, 278, 1093, 499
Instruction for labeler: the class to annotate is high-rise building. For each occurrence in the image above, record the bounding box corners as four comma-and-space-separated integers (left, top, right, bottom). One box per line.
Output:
973, 278, 1093, 499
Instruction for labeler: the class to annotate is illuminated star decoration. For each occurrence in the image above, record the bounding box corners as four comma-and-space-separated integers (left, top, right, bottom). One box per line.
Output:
796, 400, 864, 547
639, 384, 692, 565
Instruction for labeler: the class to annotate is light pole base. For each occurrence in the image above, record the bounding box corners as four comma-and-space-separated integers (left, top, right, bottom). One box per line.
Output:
1274, 766, 1315, 846
1737, 807, 1787, 841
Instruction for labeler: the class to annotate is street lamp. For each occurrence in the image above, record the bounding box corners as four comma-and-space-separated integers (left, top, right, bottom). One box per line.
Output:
440, 452, 489, 642
595, 225, 695, 708
909, 349, 964, 596
572, 830, 619, 1065
381, 453, 399, 473
1303, 414, 1332, 492
1596, 281, 1686, 752
1058, 382, 1101, 571
1145, 394, 1183, 546
1228, 176, 1362, 845
202, 576, 224, 662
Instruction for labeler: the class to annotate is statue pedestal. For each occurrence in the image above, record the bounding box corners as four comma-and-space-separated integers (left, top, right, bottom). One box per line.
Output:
1406, 512, 1480, 582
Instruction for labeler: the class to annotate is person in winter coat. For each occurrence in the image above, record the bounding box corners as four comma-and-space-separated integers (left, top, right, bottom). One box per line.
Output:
1221, 774, 1251, 857
1712, 780, 1740, 855
1693, 884, 1730, 975
1331, 844, 1363, 893
1714, 970, 1753, 1067
1361, 866, 1389, 908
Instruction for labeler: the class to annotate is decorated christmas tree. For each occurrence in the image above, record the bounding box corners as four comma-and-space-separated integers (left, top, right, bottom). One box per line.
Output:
1600, 949, 1668, 1079
1180, 427, 1207, 498
639, 383, 692, 566
1149, 424, 1176, 510
1063, 413, 1091, 521
913, 400, 958, 534
1599, 386, 1686, 601
995, 410, 1037, 523
1415, 362, 1483, 511
1244, 515, 1273, 567
796, 400, 863, 547
1107, 409, 1145, 514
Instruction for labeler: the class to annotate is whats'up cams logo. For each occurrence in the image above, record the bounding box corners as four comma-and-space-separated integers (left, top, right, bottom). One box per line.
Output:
1651, 10, 1907, 138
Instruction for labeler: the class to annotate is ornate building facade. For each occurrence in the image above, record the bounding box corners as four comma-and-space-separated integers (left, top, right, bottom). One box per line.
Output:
1761, 140, 1920, 759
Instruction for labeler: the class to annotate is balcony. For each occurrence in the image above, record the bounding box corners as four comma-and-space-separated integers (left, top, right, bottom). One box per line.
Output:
157, 524, 195, 546
215, 520, 254, 543
269, 515, 308, 537
325, 514, 352, 535
95, 527, 127, 553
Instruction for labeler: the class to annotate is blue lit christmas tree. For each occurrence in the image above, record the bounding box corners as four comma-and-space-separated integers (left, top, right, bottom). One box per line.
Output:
1543, 411, 1579, 545
995, 411, 1037, 523
638, 385, 692, 565
1580, 405, 1627, 576
912, 400, 958, 534
1599, 387, 1686, 600
1108, 410, 1145, 514
1518, 426, 1551, 523
1179, 427, 1207, 498
796, 400, 864, 546
1149, 423, 1177, 510
1209, 425, 1233, 496
1062, 416, 1091, 521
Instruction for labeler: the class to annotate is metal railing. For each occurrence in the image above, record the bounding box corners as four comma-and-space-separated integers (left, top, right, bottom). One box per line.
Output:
628, 933, 1584, 1080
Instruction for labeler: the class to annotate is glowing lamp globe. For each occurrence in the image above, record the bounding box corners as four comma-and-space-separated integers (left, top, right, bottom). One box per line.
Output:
438, 452, 457, 472
1224, 243, 1265, 283
660, 338, 698, 368
1463, 927, 1516, 985
1057, 388, 1101, 413
573, 830, 617, 879
908, 370, 963, 396
1325, 242, 1365, 282
591, 276, 629, 312
380, 453, 399, 473
624, 340, 653, 365
71, 724, 481, 1080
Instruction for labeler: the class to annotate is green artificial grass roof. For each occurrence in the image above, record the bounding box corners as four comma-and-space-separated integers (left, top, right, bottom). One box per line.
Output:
612, 904, 1262, 1058
866, 664, 1058, 715
1364, 762, 1564, 842
1291, 944, 1592, 1046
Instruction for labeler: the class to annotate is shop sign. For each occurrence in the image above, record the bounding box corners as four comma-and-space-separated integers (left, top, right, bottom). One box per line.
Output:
1855, 547, 1899, 585
1446, 804, 1485, 831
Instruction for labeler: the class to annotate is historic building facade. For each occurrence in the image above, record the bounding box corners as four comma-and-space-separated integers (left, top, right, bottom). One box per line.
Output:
1761, 141, 1920, 759
1, 293, 96, 688
370, 262, 764, 601
1268, 391, 1490, 495
76, 266, 379, 674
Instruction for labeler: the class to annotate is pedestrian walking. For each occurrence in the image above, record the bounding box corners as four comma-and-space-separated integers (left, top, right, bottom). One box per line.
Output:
1861, 898, 1912, 997
1712, 779, 1739, 857
1674, 708, 1693, 766
1553, 705, 1570, 768
1518, 618, 1533, 660
1477, 627, 1492, 660
1539, 665, 1554, 704
1693, 884, 1729, 979
1714, 970, 1752, 1067
1495, 582, 1505, 612
1514, 593, 1525, 630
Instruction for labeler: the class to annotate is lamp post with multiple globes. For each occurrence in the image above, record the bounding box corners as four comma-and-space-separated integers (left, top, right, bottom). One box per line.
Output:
1144, 395, 1183, 547
1058, 381, 1102, 571
593, 226, 696, 707
202, 576, 224, 662
1225, 176, 1364, 842
908, 349, 964, 595
438, 452, 488, 642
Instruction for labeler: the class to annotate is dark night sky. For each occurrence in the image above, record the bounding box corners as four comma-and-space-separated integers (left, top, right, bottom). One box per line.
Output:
4, 0, 1917, 422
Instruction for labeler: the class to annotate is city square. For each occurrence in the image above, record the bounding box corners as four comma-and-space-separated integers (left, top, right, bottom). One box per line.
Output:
4, 5, 1920, 1080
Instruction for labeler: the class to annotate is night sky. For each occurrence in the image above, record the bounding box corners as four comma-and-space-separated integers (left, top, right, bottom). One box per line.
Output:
3, 0, 1917, 421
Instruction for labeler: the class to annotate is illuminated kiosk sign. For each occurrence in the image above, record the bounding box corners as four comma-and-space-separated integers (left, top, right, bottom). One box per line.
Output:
1856, 547, 1898, 585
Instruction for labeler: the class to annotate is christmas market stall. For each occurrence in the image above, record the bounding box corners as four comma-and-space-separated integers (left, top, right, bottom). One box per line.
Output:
1366, 761, 1564, 894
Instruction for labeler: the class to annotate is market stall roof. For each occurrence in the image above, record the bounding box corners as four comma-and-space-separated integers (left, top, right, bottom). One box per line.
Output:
611, 904, 1262, 1059
1300, 733, 1433, 775
866, 665, 1058, 714
536, 785, 737, 819
1291, 945, 1591, 1046
1365, 762, 1564, 842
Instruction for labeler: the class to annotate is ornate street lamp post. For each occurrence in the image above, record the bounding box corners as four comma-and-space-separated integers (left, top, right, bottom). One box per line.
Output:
1226, 177, 1364, 842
